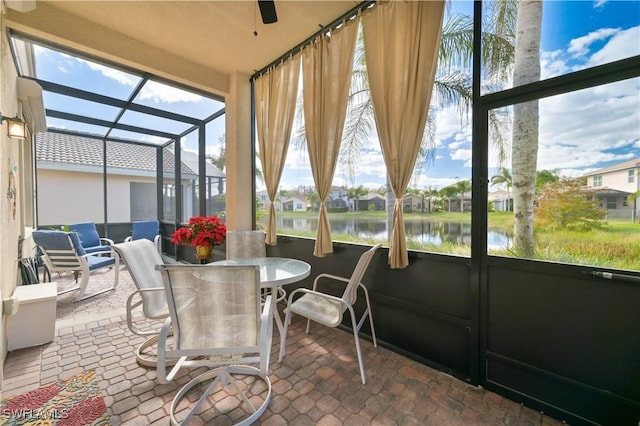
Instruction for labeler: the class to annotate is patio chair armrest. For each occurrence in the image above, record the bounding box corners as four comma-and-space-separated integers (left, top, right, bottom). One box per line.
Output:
124, 236, 133, 243
82, 246, 118, 257
126, 287, 165, 309
287, 287, 344, 306
126, 287, 166, 335
312, 273, 349, 291
100, 237, 114, 246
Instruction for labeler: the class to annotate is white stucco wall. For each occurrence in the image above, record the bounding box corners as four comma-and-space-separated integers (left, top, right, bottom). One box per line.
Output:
0, 18, 23, 378
589, 165, 639, 193
602, 168, 637, 193
37, 169, 105, 225
37, 169, 163, 225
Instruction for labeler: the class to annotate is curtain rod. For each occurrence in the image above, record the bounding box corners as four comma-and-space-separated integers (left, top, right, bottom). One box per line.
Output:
251, 0, 376, 80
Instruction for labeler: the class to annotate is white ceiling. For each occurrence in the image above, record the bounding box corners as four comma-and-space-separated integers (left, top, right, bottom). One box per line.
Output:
5, 1, 360, 92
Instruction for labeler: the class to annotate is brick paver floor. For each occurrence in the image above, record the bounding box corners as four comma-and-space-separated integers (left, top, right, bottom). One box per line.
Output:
2, 263, 566, 425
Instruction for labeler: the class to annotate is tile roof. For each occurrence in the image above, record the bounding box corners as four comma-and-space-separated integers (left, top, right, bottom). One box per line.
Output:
35, 132, 197, 175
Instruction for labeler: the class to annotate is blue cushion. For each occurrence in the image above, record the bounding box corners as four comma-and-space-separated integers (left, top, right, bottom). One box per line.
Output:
87, 255, 115, 271
69, 222, 101, 248
67, 232, 87, 256
84, 245, 112, 254
33, 230, 86, 256
131, 220, 160, 242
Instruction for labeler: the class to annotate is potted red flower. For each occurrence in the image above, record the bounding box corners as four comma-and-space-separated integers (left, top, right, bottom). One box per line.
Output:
170, 215, 227, 259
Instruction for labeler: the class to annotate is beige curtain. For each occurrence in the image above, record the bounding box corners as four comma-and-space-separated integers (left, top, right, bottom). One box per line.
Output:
254, 55, 301, 245
363, 0, 444, 268
303, 16, 359, 257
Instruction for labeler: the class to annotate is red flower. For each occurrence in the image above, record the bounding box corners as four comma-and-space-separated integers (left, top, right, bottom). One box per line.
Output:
170, 215, 227, 247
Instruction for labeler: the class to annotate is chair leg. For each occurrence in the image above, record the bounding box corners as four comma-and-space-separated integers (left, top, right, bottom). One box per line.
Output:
75, 267, 91, 301
279, 309, 292, 362
348, 306, 367, 384
76, 258, 119, 301
169, 365, 271, 426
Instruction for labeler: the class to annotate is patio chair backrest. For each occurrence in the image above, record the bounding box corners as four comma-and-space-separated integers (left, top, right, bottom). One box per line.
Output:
68, 222, 101, 248
32, 230, 85, 269
158, 264, 261, 351
342, 244, 381, 306
131, 220, 160, 242
226, 230, 266, 259
114, 239, 167, 319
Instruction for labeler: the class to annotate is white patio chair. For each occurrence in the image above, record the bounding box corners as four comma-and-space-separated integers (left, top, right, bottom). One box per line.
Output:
113, 239, 169, 367
32, 230, 119, 301
156, 263, 273, 426
279, 243, 381, 384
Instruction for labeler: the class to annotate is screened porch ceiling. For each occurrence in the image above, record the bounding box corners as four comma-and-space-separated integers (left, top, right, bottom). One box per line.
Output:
5, 0, 360, 147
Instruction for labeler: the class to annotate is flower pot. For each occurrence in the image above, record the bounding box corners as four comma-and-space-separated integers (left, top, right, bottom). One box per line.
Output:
195, 244, 213, 260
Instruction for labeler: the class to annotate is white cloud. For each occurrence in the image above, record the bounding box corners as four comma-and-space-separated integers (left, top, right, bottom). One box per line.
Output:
593, 0, 607, 9
450, 148, 472, 166
139, 81, 202, 104
410, 174, 457, 190
537, 76, 639, 172
83, 61, 203, 104
587, 26, 640, 66
83, 61, 139, 87
434, 105, 471, 141
541, 50, 570, 79
567, 28, 619, 58
448, 140, 467, 150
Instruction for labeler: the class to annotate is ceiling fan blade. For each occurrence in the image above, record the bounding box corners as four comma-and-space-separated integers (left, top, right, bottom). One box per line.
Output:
258, 0, 278, 24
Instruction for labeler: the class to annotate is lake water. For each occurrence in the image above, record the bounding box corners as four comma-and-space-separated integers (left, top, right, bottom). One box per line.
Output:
268, 216, 512, 250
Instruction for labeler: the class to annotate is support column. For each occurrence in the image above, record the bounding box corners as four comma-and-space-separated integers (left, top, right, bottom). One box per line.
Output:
225, 72, 253, 231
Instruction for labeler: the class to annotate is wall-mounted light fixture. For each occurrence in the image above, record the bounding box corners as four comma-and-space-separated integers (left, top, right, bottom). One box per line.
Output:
0, 114, 26, 140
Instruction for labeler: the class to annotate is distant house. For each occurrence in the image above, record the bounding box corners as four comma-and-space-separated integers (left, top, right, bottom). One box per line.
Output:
329, 186, 348, 201
256, 189, 282, 211
357, 193, 386, 211
582, 157, 640, 220
35, 132, 225, 226
489, 189, 512, 212
402, 193, 423, 213
442, 192, 472, 213
326, 197, 348, 211
281, 197, 306, 212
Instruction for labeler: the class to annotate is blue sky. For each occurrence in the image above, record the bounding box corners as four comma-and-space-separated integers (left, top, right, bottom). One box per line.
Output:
277, 0, 640, 192
34, 1, 639, 193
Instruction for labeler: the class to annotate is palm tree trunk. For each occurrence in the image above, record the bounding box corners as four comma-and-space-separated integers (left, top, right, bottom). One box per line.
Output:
511, 0, 542, 256
386, 175, 395, 243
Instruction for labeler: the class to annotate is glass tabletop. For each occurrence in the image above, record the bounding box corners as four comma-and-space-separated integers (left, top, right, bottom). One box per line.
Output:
212, 257, 311, 287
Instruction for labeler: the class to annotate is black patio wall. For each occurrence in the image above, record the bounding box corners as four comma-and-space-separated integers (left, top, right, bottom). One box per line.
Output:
266, 236, 474, 381
483, 258, 640, 425
266, 235, 640, 426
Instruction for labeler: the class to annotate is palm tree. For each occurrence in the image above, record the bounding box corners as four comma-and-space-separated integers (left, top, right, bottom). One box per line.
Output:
337, 8, 517, 239
439, 185, 458, 212
347, 185, 369, 212
290, 3, 519, 241
510, 1, 543, 256
490, 167, 512, 211
454, 179, 472, 212
424, 186, 439, 213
